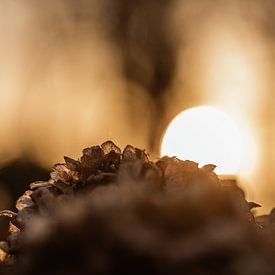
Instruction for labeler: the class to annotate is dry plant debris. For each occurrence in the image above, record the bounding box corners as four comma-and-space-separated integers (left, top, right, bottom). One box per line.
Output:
0, 141, 275, 275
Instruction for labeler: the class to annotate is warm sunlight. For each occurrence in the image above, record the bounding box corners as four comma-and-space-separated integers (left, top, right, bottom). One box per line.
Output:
161, 106, 244, 175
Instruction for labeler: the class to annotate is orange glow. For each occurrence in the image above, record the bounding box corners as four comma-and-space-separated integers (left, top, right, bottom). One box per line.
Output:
196, 27, 262, 180
161, 106, 244, 175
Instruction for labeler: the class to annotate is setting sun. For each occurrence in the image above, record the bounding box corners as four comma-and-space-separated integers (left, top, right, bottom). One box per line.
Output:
161, 106, 244, 175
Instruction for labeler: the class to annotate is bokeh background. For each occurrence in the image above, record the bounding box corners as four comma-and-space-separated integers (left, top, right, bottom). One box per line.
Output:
0, 0, 275, 237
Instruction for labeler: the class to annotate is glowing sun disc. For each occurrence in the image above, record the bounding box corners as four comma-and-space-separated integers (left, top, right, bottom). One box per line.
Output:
161, 106, 244, 175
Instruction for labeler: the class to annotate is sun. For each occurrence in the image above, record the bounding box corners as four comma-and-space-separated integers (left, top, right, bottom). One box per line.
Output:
161, 106, 244, 175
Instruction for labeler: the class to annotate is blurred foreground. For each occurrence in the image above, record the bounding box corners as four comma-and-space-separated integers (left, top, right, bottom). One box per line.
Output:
1, 141, 275, 275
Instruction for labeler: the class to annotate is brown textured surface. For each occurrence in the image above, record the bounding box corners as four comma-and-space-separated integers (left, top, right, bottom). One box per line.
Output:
0, 141, 274, 275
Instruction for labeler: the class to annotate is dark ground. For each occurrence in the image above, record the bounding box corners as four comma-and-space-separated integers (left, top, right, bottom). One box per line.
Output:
0, 160, 49, 239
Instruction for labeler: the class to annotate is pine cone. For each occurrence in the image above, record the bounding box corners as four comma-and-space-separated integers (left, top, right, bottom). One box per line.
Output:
0, 141, 274, 275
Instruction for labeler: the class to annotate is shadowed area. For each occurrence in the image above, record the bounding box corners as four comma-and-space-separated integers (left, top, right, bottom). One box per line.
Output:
0, 160, 49, 239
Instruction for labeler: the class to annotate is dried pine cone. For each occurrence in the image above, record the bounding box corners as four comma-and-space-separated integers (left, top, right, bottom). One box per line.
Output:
0, 141, 274, 275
